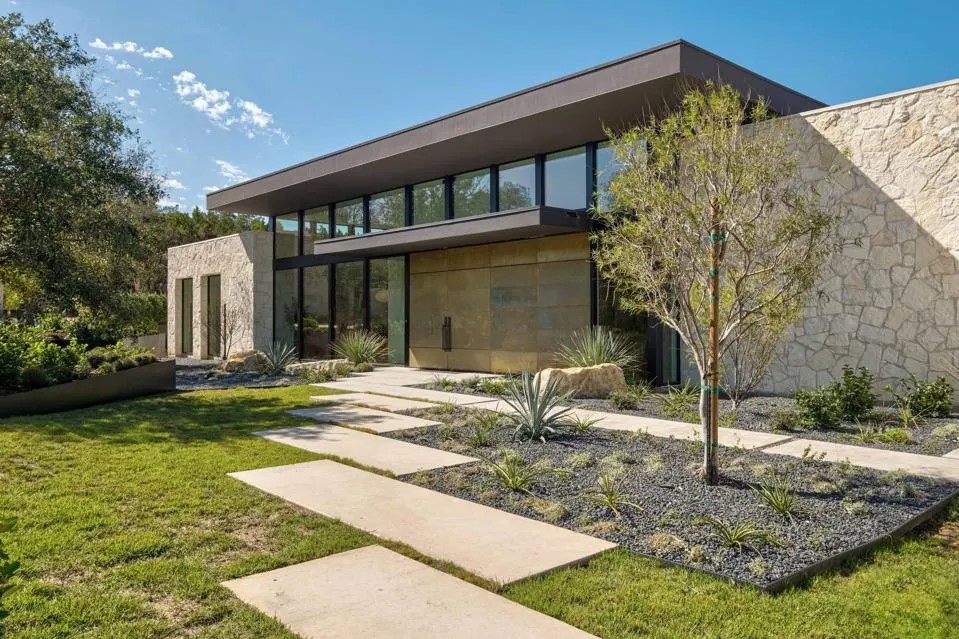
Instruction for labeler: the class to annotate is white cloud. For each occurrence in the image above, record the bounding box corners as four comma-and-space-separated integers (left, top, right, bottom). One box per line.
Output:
215, 160, 248, 184
161, 177, 186, 190
127, 88, 140, 98
171, 70, 287, 142
170, 170, 182, 176
114, 60, 143, 76
202, 185, 221, 192
90, 38, 174, 59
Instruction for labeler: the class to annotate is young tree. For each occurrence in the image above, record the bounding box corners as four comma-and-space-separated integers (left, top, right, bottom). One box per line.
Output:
593, 83, 845, 484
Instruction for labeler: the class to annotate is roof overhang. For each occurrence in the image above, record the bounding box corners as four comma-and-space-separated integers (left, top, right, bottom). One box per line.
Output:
210, 40, 823, 216
284, 206, 588, 264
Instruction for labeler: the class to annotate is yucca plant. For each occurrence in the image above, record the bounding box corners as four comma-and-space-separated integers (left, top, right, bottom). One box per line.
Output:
331, 329, 387, 365
487, 452, 549, 492
467, 411, 500, 447
553, 326, 639, 368
264, 339, 298, 374
696, 516, 781, 550
659, 382, 698, 417
503, 370, 574, 442
567, 414, 603, 434
750, 474, 800, 521
583, 473, 643, 518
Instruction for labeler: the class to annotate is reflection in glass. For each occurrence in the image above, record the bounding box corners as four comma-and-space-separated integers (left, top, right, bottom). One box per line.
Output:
452, 169, 490, 218
302, 265, 330, 358
334, 261, 364, 336
498, 158, 535, 210
303, 207, 331, 254
274, 269, 299, 350
179, 278, 193, 355
545, 147, 587, 209
596, 275, 646, 379
413, 179, 445, 225
369, 189, 405, 232
335, 199, 364, 237
369, 257, 406, 364
274, 212, 299, 258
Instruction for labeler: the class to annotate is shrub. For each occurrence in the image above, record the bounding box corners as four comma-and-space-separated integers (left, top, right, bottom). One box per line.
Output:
86, 342, 155, 373
852, 425, 911, 445
264, 340, 298, 374
609, 389, 638, 410
659, 382, 698, 418
583, 473, 642, 518
895, 375, 953, 419
331, 330, 387, 365
835, 366, 876, 420
477, 377, 510, 396
502, 370, 573, 442
795, 386, 843, 429
487, 452, 549, 492
553, 326, 639, 368
353, 362, 374, 373
696, 516, 781, 550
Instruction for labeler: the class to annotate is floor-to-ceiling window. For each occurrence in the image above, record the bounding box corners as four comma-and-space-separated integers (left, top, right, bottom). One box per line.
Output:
335, 199, 364, 237
545, 147, 587, 209
334, 261, 365, 337
275, 212, 300, 258
369, 189, 405, 233
206, 274, 221, 358
497, 158, 535, 210
452, 169, 490, 218
274, 269, 299, 349
412, 179, 445, 225
369, 257, 406, 364
179, 278, 193, 355
303, 207, 331, 254
302, 265, 330, 358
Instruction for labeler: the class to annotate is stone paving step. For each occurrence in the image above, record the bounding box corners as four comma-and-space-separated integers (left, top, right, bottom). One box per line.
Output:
765, 438, 959, 481
288, 404, 441, 433
229, 460, 616, 584
349, 368, 499, 387
255, 424, 477, 475
945, 448, 959, 460
222, 545, 597, 639
313, 392, 437, 412
314, 380, 496, 406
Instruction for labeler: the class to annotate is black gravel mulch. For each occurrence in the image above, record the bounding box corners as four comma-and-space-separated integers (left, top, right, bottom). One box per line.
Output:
175, 362, 307, 391
387, 405, 959, 590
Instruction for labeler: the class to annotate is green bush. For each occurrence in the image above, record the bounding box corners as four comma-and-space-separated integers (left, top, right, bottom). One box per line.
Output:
609, 389, 638, 410
331, 330, 387, 365
71, 292, 166, 346
86, 342, 155, 373
836, 366, 876, 420
795, 386, 844, 429
896, 375, 954, 419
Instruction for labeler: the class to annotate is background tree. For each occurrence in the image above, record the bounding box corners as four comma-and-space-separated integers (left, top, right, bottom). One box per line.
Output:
0, 13, 161, 313
593, 82, 846, 484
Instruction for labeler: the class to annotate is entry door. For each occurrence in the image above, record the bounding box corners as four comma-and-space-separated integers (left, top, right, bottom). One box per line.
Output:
409, 268, 491, 371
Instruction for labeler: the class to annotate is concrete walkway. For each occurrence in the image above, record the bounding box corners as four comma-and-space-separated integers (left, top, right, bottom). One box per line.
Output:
287, 404, 441, 433
254, 424, 477, 475
314, 392, 437, 412
223, 545, 597, 639
230, 460, 616, 585
315, 379, 497, 406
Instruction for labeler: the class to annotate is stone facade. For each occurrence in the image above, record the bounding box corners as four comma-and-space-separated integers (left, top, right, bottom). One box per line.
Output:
166, 231, 273, 358
759, 81, 959, 393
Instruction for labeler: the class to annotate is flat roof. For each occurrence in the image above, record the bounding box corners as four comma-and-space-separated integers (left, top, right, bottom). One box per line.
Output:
209, 40, 823, 215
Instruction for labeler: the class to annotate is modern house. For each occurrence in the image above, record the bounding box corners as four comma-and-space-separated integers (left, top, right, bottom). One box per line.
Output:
168, 39, 959, 394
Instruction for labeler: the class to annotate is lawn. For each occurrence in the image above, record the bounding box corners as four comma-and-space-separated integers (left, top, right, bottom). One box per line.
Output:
0, 385, 957, 638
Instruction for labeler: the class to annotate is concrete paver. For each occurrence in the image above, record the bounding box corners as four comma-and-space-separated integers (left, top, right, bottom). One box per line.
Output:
766, 438, 959, 481
222, 545, 597, 639
229, 460, 616, 584
288, 404, 441, 433
255, 424, 477, 474
314, 380, 496, 406
314, 392, 437, 412
945, 448, 959, 460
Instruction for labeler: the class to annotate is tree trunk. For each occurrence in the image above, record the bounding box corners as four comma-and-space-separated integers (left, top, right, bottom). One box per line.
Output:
704, 203, 721, 485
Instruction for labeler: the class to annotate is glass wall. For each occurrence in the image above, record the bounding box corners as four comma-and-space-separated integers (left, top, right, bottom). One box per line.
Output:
274, 269, 299, 349
452, 168, 490, 218
596, 276, 647, 380
412, 179, 445, 225
369, 257, 406, 364
206, 274, 221, 358
302, 265, 330, 358
335, 199, 364, 237
498, 158, 535, 210
179, 278, 193, 355
369, 189, 405, 232
275, 212, 299, 258
545, 147, 587, 209
303, 207, 330, 254
334, 261, 365, 336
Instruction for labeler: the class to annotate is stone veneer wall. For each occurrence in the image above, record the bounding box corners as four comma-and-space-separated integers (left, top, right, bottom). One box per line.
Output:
698, 80, 959, 395
166, 231, 273, 358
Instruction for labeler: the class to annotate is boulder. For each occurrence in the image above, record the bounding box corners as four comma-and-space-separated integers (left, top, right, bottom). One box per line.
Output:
284, 358, 350, 376
534, 363, 627, 399
221, 350, 269, 373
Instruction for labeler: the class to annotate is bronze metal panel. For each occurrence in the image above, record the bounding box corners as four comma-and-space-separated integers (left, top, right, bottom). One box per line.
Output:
410, 271, 447, 348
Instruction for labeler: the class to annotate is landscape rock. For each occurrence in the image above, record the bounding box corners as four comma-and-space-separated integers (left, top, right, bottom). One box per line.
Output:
535, 363, 627, 398
221, 350, 269, 373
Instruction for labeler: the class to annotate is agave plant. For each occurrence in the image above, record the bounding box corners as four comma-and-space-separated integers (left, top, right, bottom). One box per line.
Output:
331, 329, 387, 365
503, 370, 573, 442
264, 340, 298, 374
553, 326, 639, 368
487, 452, 549, 492
583, 473, 643, 518
696, 516, 781, 550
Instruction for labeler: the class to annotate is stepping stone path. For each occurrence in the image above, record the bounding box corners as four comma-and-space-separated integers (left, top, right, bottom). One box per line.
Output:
314, 392, 436, 412
945, 448, 959, 460
287, 405, 441, 433
766, 438, 959, 481
223, 545, 598, 639
315, 380, 496, 406
255, 424, 477, 475
230, 460, 616, 584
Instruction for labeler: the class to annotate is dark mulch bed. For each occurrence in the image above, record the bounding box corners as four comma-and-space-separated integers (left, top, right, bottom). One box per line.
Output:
387, 405, 959, 590
175, 363, 307, 391
416, 378, 959, 456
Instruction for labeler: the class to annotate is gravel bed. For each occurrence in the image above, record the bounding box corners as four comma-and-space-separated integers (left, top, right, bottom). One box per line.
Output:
387, 405, 958, 590
176, 363, 307, 391
416, 379, 959, 456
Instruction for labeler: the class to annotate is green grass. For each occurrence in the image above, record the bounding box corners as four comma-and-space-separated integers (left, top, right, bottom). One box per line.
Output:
0, 385, 957, 638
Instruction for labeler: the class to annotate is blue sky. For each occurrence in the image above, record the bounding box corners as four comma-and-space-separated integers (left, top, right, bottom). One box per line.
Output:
11, 0, 959, 211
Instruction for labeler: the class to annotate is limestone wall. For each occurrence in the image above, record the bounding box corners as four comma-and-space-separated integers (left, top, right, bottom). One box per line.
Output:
166, 231, 273, 358
762, 80, 959, 393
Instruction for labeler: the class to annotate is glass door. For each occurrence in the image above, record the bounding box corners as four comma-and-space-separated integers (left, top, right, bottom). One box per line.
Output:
180, 278, 193, 355
206, 275, 221, 358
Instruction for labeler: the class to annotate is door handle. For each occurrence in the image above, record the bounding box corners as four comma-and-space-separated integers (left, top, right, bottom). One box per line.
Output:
442, 316, 452, 351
